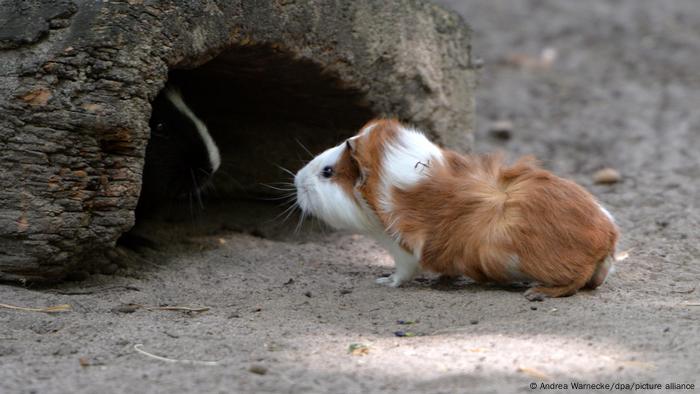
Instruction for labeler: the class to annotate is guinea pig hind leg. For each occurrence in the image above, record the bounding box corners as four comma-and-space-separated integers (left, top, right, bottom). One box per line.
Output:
375, 243, 421, 287
584, 255, 614, 289
523, 273, 592, 301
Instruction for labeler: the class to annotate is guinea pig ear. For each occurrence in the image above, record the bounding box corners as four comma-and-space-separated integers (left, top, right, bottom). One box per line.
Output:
344, 138, 367, 186
345, 139, 356, 153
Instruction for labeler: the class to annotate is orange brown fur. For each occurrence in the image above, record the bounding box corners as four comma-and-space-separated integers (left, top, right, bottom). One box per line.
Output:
348, 119, 618, 298
351, 120, 400, 216
333, 146, 360, 196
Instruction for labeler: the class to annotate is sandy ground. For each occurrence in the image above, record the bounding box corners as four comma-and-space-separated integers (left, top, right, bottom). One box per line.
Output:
2, 1, 700, 393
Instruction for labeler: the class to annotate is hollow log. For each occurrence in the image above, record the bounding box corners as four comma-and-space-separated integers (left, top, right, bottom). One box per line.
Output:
0, 0, 475, 282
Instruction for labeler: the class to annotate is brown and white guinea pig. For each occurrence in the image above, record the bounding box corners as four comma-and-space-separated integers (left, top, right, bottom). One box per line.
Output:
294, 119, 619, 300
135, 85, 221, 218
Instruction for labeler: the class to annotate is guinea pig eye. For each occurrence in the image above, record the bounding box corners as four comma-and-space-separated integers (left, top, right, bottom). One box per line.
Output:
156, 123, 165, 132
321, 166, 334, 178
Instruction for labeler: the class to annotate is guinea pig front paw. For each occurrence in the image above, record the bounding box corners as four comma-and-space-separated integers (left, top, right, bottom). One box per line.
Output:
523, 288, 548, 302
375, 274, 405, 288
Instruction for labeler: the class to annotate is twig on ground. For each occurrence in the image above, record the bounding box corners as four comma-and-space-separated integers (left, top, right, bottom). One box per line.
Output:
147, 306, 210, 312
0, 303, 71, 313
134, 344, 220, 366
670, 286, 696, 294
431, 326, 473, 336
51, 285, 141, 295
116, 304, 210, 313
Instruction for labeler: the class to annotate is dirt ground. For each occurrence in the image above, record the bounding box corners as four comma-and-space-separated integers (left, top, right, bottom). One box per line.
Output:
2, 1, 700, 393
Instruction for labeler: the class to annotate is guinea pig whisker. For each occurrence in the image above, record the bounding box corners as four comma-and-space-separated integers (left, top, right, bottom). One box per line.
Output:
307, 215, 326, 237
204, 180, 217, 194
281, 204, 299, 224
213, 170, 245, 190
259, 194, 296, 202
194, 186, 204, 210
190, 169, 205, 209
267, 184, 296, 190
294, 209, 307, 234
187, 191, 194, 221
275, 165, 296, 178
260, 183, 296, 192
259, 194, 297, 204
295, 138, 314, 158
265, 181, 296, 186
268, 200, 298, 223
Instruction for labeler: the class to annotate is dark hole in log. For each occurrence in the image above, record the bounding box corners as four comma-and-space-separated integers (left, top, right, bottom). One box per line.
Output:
120, 45, 375, 246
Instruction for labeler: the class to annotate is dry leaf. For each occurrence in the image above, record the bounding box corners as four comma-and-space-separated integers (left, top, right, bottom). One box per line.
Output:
348, 343, 369, 356
615, 249, 631, 261
517, 366, 552, 380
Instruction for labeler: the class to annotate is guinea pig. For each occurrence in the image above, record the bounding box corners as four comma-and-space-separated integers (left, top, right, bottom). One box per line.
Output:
135, 84, 221, 218
294, 119, 619, 300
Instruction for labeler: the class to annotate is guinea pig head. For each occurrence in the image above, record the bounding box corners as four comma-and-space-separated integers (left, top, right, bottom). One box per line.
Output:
294, 120, 400, 232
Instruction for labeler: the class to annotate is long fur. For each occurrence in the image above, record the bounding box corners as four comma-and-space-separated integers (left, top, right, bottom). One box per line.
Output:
295, 119, 619, 298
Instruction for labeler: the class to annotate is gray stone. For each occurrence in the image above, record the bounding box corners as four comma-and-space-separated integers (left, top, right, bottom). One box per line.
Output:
0, 0, 475, 282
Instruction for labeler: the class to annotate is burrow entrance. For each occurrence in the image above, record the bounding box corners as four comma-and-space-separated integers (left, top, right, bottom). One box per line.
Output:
121, 45, 375, 245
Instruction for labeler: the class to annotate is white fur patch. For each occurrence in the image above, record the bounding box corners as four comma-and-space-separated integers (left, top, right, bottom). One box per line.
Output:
597, 203, 615, 223
379, 126, 444, 240
361, 122, 377, 135
165, 87, 221, 173
373, 232, 421, 287
381, 126, 444, 191
597, 254, 615, 285
505, 254, 530, 281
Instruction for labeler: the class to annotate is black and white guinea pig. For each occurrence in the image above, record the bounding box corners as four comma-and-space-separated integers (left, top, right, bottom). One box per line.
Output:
135, 85, 221, 217
294, 119, 619, 300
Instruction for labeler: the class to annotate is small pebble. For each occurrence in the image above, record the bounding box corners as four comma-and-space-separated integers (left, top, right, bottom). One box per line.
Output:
488, 120, 513, 140
78, 357, 90, 367
339, 289, 353, 295
111, 304, 139, 314
530, 306, 538, 311
249, 365, 267, 375
593, 168, 621, 184
663, 327, 670, 333
303, 291, 312, 298
470, 319, 479, 325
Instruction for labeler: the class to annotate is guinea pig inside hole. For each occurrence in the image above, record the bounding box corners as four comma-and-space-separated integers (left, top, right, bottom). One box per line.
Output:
119, 44, 375, 248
